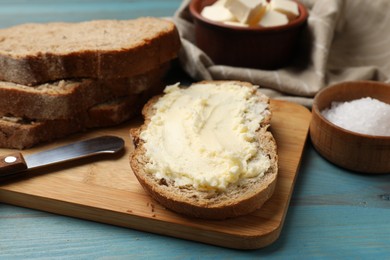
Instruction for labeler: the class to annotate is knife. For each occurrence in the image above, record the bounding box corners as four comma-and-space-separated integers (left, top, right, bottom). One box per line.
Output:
0, 135, 124, 179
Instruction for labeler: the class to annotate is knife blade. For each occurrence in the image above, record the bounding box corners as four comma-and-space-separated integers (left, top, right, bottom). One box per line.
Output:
0, 135, 124, 178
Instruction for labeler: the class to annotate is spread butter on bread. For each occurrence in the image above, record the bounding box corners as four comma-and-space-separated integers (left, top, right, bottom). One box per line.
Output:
130, 81, 278, 219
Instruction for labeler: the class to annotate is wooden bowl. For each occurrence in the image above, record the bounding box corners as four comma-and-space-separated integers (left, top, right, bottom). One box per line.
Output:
310, 81, 390, 174
189, 0, 308, 69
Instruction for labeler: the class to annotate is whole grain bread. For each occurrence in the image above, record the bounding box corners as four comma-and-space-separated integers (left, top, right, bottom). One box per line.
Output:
130, 81, 278, 220
0, 95, 139, 149
0, 74, 166, 149
0, 116, 84, 150
0, 18, 180, 85
0, 63, 170, 120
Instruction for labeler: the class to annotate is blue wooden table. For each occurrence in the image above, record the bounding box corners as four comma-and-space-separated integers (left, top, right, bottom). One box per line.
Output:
0, 1, 389, 259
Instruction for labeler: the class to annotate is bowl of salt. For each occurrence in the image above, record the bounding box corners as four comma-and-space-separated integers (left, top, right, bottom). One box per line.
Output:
310, 80, 390, 174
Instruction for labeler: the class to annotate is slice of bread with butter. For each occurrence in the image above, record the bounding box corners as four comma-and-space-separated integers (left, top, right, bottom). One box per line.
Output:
130, 81, 278, 219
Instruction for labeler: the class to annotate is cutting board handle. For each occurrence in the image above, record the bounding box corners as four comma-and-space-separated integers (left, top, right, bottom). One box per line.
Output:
0, 153, 28, 177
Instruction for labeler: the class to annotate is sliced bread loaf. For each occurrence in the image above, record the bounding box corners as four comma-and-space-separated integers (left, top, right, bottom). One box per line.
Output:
0, 17, 180, 85
0, 63, 169, 120
0, 116, 85, 150
0, 75, 165, 149
130, 81, 278, 219
0, 95, 140, 149
86, 79, 164, 128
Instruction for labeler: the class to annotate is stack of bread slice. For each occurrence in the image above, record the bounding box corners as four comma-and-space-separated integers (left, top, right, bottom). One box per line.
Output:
0, 17, 181, 149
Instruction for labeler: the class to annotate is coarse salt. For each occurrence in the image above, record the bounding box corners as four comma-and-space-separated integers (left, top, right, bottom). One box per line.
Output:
321, 97, 390, 136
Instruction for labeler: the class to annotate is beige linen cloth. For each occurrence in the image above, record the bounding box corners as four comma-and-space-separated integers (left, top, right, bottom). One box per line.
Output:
173, 0, 390, 107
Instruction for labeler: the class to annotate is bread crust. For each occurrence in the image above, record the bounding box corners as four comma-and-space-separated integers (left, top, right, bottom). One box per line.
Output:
130, 81, 278, 219
0, 18, 180, 85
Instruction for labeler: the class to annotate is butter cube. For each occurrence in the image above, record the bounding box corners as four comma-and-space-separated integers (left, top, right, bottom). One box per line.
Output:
224, 0, 267, 25
259, 9, 289, 27
270, 0, 299, 20
201, 5, 236, 22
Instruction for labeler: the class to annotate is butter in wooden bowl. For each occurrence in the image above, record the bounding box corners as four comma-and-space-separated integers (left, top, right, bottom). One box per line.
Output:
189, 0, 308, 69
201, 0, 300, 28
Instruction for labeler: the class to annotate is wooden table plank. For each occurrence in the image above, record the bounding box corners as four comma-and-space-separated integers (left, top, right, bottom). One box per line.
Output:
0, 0, 182, 27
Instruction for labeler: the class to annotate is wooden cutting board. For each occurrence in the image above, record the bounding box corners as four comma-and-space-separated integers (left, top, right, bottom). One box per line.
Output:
0, 100, 311, 249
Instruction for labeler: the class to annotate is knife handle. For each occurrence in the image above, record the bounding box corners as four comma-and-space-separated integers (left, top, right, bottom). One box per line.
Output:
0, 153, 28, 177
